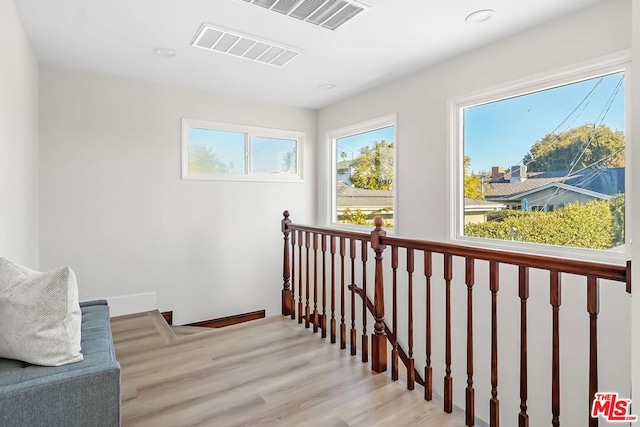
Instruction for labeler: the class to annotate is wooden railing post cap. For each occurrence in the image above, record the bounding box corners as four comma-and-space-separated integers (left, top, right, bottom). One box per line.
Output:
282, 210, 291, 233
371, 217, 386, 250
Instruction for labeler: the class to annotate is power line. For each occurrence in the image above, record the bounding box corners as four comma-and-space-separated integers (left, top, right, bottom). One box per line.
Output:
596, 74, 624, 125
521, 77, 604, 169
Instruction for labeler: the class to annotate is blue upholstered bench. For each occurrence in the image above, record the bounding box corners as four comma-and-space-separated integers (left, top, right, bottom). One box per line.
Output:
0, 300, 120, 427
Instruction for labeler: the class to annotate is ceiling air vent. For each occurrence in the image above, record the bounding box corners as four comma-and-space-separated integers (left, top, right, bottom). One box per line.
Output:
191, 24, 301, 67
242, 0, 369, 30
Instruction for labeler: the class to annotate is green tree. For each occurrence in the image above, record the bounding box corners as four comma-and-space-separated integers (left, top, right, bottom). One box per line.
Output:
350, 141, 393, 190
522, 124, 625, 172
465, 200, 613, 249
464, 156, 483, 199
609, 193, 625, 246
338, 207, 393, 228
339, 208, 368, 225
189, 144, 229, 173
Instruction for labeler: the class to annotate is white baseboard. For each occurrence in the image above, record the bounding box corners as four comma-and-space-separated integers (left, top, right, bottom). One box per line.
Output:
106, 292, 157, 317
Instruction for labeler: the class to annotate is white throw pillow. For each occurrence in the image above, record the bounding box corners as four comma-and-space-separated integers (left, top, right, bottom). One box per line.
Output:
0, 258, 83, 366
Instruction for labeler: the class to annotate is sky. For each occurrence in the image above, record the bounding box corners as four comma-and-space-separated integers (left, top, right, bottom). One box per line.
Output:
189, 128, 296, 174
335, 125, 394, 162
190, 128, 245, 173
464, 71, 626, 174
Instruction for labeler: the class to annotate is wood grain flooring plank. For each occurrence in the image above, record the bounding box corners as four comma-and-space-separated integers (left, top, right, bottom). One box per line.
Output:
113, 313, 464, 427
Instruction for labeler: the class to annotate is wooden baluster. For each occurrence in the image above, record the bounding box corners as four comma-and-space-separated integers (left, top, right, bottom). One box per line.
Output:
298, 230, 303, 324
321, 234, 327, 339
330, 236, 337, 344
443, 253, 453, 413
465, 257, 475, 426
340, 237, 346, 349
588, 276, 599, 427
305, 232, 311, 329
361, 240, 369, 363
350, 239, 357, 356
489, 261, 500, 427
550, 271, 561, 427
391, 246, 399, 381
519, 266, 530, 427
425, 250, 433, 401
370, 217, 387, 373
313, 233, 319, 333
281, 211, 292, 316
407, 248, 415, 390
290, 226, 296, 320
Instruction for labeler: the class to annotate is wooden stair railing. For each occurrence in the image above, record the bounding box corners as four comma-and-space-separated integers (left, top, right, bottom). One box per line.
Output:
280, 211, 631, 427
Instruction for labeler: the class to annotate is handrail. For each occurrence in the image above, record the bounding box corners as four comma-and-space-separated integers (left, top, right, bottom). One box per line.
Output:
381, 236, 629, 284
288, 223, 372, 242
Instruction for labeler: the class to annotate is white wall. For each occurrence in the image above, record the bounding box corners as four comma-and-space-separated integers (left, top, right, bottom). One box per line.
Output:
318, 1, 632, 425
0, 0, 39, 267
39, 66, 316, 324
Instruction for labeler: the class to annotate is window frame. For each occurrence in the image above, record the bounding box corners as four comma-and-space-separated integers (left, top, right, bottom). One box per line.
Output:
447, 51, 631, 264
182, 118, 305, 182
327, 114, 398, 232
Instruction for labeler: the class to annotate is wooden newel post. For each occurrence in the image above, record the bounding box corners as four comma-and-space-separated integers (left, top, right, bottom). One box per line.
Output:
281, 210, 292, 316
371, 217, 388, 373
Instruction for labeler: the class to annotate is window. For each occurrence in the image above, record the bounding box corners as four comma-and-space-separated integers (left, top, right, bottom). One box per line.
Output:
182, 119, 303, 181
450, 55, 629, 260
329, 115, 396, 229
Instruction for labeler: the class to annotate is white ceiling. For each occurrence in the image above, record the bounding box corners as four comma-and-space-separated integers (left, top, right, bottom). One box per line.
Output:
12, 0, 603, 109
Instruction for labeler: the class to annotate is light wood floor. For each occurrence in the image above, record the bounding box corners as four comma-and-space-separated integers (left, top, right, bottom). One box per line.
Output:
111, 311, 466, 427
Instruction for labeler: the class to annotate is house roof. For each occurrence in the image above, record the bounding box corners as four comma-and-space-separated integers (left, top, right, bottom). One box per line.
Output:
336, 160, 352, 171
464, 198, 505, 212
487, 177, 564, 198
336, 183, 392, 209
486, 167, 624, 200
503, 182, 611, 201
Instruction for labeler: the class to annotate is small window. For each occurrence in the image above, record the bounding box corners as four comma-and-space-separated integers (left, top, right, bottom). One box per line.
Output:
182, 119, 304, 181
329, 115, 396, 229
450, 55, 629, 260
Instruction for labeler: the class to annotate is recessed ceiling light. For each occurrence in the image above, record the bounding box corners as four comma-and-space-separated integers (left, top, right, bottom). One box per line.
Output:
465, 9, 496, 24
153, 47, 179, 58
319, 84, 336, 90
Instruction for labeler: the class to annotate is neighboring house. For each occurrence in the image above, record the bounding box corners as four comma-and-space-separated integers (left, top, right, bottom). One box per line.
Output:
336, 160, 353, 185
485, 165, 624, 211
464, 198, 505, 224
336, 182, 393, 222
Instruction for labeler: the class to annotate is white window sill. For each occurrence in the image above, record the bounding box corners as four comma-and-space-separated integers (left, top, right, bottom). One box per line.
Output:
453, 235, 630, 266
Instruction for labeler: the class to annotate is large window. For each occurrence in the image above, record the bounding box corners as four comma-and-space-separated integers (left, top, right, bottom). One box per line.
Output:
329, 115, 396, 229
450, 56, 629, 260
182, 119, 303, 181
